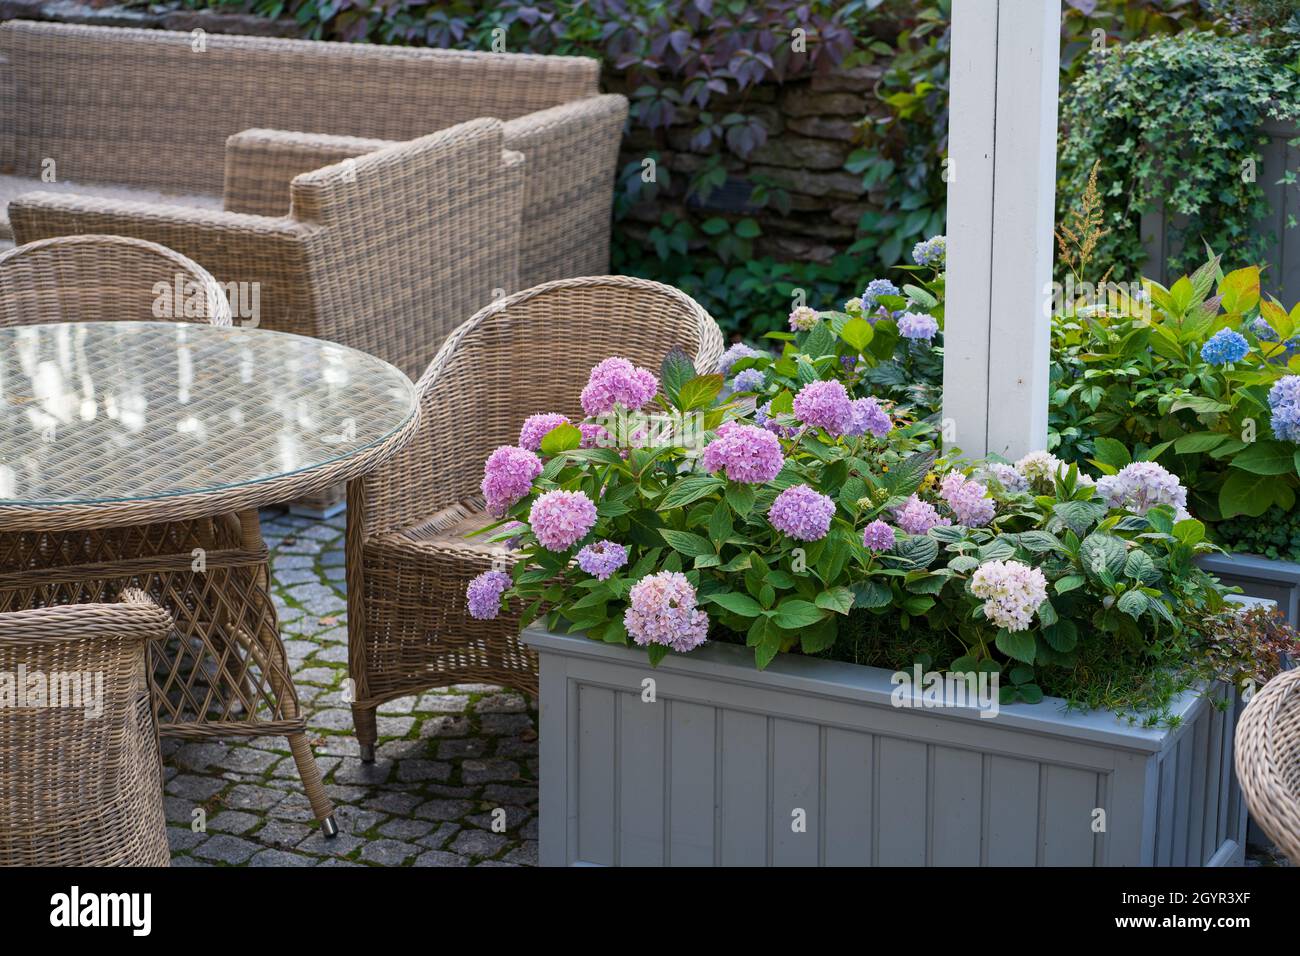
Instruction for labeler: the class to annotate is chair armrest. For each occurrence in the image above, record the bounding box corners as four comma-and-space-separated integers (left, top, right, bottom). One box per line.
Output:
9, 192, 318, 336
504, 93, 628, 285
224, 128, 396, 217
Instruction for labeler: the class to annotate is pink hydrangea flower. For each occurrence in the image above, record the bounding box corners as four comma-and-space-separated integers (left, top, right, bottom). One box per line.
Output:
580, 357, 659, 417
788, 306, 819, 331
623, 571, 709, 652
793, 380, 853, 435
893, 495, 951, 535
518, 413, 570, 451
970, 560, 1048, 632
481, 445, 543, 516
466, 570, 511, 620
701, 422, 784, 484
768, 484, 836, 541
862, 519, 895, 551
528, 489, 598, 551
579, 422, 612, 448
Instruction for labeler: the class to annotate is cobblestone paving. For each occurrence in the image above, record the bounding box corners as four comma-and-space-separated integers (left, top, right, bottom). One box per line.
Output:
164, 508, 539, 867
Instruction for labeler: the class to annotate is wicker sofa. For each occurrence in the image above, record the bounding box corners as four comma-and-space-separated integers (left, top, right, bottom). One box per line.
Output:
0, 20, 627, 376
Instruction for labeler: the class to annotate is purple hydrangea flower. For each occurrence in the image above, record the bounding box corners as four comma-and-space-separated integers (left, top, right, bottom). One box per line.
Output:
481, 445, 543, 516
893, 495, 951, 535
970, 560, 1047, 632
939, 472, 995, 527
518, 412, 570, 451
1270, 375, 1300, 441
579, 422, 612, 448
580, 357, 659, 416
862, 519, 895, 552
1200, 328, 1249, 365
718, 342, 765, 377
731, 368, 765, 393
788, 306, 820, 331
624, 571, 709, 652
846, 397, 891, 438
466, 570, 511, 621
528, 489, 598, 551
576, 540, 629, 580
793, 379, 853, 435
898, 311, 940, 341
1096, 462, 1188, 518
911, 234, 947, 269
768, 484, 836, 542
701, 422, 785, 484
861, 278, 900, 311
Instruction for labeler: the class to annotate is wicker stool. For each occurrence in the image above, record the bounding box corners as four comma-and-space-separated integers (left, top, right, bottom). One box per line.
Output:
345, 274, 725, 760
1236, 667, 1300, 863
0, 591, 172, 866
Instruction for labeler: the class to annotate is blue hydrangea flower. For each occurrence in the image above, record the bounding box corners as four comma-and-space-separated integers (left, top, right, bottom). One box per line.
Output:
1252, 317, 1280, 342
1269, 375, 1300, 442
731, 368, 764, 393
861, 278, 900, 312
911, 235, 946, 269
1200, 328, 1249, 366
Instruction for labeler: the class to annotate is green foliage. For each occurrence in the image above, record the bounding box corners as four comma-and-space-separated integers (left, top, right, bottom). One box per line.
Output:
1049, 252, 1300, 534
1057, 31, 1300, 283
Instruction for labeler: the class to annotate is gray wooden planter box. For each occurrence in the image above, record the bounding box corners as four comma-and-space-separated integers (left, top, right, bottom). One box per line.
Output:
523, 627, 1247, 867
1198, 552, 1300, 626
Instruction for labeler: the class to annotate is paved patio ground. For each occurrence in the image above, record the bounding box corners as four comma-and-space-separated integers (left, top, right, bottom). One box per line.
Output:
163, 508, 539, 867
162, 508, 1289, 868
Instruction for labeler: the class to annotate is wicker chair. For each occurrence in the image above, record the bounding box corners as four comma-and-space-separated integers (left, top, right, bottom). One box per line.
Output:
345, 275, 725, 758
1236, 667, 1300, 863
0, 233, 232, 326
0, 590, 172, 866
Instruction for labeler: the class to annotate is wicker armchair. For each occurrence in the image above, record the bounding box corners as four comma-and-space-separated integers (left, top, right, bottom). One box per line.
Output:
1236, 667, 1300, 863
0, 591, 172, 866
0, 234, 232, 326
345, 275, 725, 758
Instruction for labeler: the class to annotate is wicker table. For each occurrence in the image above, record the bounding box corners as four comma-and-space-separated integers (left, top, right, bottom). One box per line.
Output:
0, 321, 419, 836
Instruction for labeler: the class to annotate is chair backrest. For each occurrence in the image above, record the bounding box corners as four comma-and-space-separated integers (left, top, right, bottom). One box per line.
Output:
1236, 666, 1300, 863
364, 275, 725, 533
0, 20, 600, 193
292, 120, 524, 379
0, 234, 232, 327
0, 591, 172, 867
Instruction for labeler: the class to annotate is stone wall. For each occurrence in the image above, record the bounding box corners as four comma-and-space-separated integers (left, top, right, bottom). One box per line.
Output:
0, 1, 884, 262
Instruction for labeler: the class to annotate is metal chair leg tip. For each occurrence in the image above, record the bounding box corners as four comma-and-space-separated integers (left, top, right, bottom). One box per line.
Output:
321, 815, 339, 838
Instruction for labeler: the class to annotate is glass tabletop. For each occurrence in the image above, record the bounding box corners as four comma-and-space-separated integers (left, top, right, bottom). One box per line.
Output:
0, 322, 417, 507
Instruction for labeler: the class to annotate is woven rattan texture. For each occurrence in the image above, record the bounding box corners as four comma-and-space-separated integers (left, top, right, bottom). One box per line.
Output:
0, 234, 232, 327
0, 591, 171, 866
345, 276, 725, 749
2, 21, 628, 377
1236, 668, 1300, 863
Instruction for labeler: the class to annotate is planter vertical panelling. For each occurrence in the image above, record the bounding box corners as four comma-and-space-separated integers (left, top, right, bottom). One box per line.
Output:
1197, 552, 1300, 626
524, 627, 1247, 867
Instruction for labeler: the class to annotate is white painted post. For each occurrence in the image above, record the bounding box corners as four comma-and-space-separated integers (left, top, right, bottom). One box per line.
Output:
943, 0, 1060, 461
